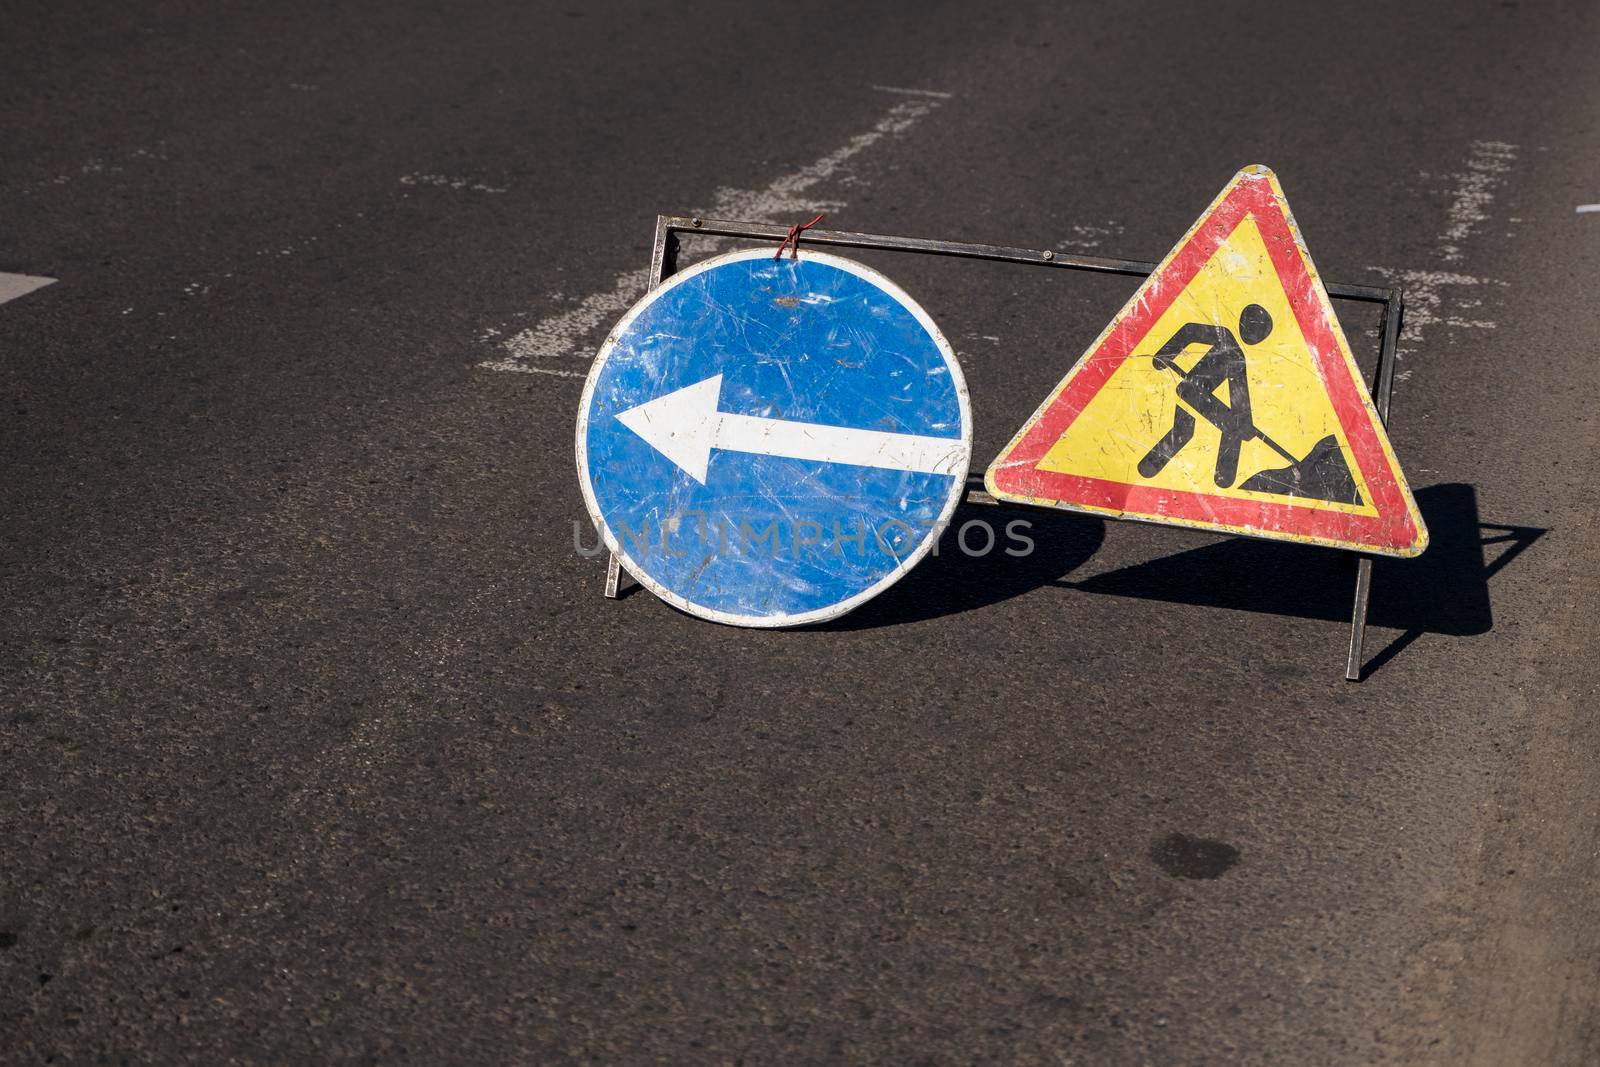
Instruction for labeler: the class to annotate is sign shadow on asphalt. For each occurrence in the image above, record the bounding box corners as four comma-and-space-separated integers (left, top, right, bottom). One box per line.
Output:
817, 476, 1106, 630
1059, 483, 1542, 679
822, 483, 1541, 682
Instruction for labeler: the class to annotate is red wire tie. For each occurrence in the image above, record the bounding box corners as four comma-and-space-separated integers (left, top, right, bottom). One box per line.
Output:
774, 213, 826, 260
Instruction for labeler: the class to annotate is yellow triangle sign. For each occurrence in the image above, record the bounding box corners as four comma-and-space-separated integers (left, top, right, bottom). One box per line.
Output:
986, 166, 1428, 557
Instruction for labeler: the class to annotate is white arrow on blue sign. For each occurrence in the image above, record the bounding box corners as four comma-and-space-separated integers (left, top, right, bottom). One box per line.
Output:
576, 248, 972, 626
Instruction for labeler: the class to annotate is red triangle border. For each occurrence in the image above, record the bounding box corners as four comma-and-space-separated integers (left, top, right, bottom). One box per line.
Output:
987, 169, 1424, 556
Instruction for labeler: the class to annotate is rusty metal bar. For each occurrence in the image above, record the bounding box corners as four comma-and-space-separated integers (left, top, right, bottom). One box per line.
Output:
665, 215, 1395, 303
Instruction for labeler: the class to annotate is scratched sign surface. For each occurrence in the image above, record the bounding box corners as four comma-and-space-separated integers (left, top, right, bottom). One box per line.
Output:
986, 165, 1428, 557
577, 248, 972, 626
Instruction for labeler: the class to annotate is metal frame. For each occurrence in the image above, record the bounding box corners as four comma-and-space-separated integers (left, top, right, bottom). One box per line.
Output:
603, 215, 1404, 682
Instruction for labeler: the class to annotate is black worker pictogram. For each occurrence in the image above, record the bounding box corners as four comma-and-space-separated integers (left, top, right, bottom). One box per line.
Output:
1136, 304, 1363, 505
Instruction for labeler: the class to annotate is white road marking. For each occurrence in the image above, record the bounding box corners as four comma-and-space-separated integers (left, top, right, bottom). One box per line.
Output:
1368, 268, 1508, 372
400, 173, 508, 194
17, 146, 167, 198
1438, 140, 1516, 261
1368, 139, 1520, 376
480, 86, 949, 376
1577, 204, 1600, 214
704, 93, 942, 221
1059, 220, 1125, 250
0, 273, 56, 306
868, 84, 954, 99
616, 373, 965, 483
479, 271, 649, 374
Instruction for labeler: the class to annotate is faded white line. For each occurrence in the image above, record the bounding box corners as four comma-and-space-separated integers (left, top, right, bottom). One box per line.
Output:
1058, 220, 1125, 251
1438, 140, 1516, 261
1382, 270, 1506, 336
519, 365, 587, 379
1369, 268, 1508, 376
401, 173, 508, 194
480, 87, 949, 376
17, 146, 168, 198
479, 271, 650, 373
1369, 139, 1519, 376
704, 94, 941, 221
868, 84, 954, 99
0, 273, 56, 306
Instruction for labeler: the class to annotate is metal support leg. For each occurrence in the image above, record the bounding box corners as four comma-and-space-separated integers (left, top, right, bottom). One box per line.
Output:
603, 218, 680, 601
1346, 292, 1404, 681
1345, 557, 1374, 681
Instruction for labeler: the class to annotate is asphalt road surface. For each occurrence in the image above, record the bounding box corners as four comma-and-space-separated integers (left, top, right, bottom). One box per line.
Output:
4, 2, 1600, 1063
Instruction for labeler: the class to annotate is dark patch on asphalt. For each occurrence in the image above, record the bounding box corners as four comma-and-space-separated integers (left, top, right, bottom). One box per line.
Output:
1151, 833, 1240, 879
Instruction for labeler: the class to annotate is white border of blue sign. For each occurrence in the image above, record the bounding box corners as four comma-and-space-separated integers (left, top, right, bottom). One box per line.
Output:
575, 247, 973, 628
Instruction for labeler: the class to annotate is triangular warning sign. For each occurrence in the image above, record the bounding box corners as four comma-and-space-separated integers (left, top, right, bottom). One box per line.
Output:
986, 165, 1428, 557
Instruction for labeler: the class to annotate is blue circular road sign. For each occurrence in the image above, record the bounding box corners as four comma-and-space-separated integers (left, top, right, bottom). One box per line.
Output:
576, 248, 971, 626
